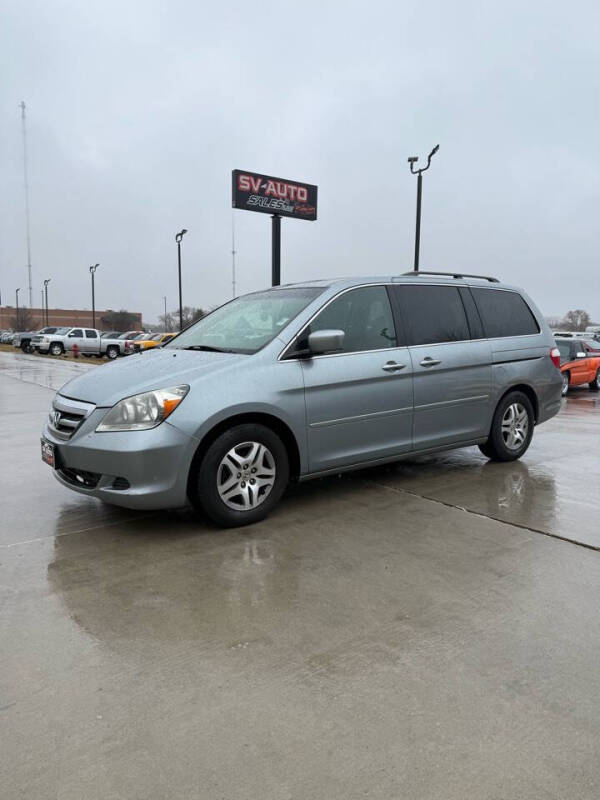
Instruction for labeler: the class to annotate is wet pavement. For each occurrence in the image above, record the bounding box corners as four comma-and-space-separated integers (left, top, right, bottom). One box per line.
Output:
2, 350, 600, 799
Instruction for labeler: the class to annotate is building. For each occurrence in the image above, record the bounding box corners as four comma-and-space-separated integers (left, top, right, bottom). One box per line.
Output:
0, 307, 143, 332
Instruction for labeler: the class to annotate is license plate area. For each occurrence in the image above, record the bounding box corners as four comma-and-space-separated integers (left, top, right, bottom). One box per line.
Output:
41, 438, 56, 469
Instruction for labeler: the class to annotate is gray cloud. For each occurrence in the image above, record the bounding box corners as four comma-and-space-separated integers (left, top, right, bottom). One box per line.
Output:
1, 0, 599, 323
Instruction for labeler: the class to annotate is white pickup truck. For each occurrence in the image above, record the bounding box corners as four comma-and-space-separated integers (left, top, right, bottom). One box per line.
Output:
31, 328, 137, 359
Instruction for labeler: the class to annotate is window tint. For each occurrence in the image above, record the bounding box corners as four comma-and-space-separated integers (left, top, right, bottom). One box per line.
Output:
308, 286, 397, 353
471, 288, 539, 338
393, 285, 470, 346
85, 330, 98, 338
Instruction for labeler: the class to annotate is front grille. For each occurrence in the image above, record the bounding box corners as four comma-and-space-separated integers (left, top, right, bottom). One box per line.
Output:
48, 409, 86, 439
48, 395, 96, 441
59, 466, 101, 488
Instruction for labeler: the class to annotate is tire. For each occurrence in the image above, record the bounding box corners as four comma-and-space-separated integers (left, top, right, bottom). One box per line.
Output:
478, 391, 535, 462
106, 345, 119, 360
191, 423, 289, 527
589, 370, 600, 392
20, 341, 30, 353
561, 372, 570, 396
49, 342, 64, 356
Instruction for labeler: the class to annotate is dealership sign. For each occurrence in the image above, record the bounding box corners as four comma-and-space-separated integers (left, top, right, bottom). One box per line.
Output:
232, 169, 318, 221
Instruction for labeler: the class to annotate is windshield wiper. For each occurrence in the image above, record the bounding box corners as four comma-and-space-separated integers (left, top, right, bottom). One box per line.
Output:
183, 345, 235, 353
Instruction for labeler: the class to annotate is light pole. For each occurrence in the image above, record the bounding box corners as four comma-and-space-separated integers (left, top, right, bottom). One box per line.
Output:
16, 288, 21, 328
163, 296, 168, 331
44, 279, 51, 326
175, 229, 187, 331
408, 144, 439, 272
89, 264, 99, 328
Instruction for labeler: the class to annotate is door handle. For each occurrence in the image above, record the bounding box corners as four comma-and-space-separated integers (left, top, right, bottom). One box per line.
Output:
420, 357, 441, 367
382, 361, 406, 372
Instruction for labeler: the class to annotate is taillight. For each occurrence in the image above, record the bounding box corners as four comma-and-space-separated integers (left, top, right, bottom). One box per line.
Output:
550, 347, 561, 369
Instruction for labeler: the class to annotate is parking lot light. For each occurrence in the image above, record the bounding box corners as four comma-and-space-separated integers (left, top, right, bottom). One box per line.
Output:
408, 144, 439, 272
89, 264, 99, 328
44, 279, 51, 326
175, 229, 187, 331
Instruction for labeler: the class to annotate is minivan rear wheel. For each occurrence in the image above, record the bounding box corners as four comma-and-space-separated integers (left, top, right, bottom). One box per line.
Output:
478, 391, 534, 462
191, 423, 289, 527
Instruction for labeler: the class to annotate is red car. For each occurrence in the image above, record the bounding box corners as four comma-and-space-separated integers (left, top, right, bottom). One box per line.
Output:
555, 339, 600, 395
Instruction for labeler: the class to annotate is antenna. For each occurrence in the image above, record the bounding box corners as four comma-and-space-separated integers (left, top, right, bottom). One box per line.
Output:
231, 211, 237, 298
20, 101, 33, 308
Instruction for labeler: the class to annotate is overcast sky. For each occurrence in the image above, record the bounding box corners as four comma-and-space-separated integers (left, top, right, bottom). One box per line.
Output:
1, 0, 599, 324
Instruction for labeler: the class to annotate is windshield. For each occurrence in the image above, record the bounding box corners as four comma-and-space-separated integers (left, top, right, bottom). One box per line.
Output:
54, 327, 69, 335
166, 287, 323, 354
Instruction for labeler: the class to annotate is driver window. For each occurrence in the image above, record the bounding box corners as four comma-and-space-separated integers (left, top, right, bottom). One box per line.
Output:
309, 286, 397, 353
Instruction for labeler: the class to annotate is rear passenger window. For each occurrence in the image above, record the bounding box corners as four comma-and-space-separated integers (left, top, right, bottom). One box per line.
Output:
471, 288, 540, 338
85, 330, 98, 338
393, 285, 470, 346
308, 286, 397, 353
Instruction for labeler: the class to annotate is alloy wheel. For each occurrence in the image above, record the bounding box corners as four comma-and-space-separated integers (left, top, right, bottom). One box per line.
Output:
501, 403, 529, 451
217, 441, 276, 510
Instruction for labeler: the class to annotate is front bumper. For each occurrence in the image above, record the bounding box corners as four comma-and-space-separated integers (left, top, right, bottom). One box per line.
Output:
43, 408, 199, 510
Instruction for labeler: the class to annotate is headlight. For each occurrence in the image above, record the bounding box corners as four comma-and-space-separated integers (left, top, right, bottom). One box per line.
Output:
96, 385, 189, 432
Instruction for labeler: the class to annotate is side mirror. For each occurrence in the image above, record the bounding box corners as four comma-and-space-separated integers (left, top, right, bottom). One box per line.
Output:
307, 329, 345, 355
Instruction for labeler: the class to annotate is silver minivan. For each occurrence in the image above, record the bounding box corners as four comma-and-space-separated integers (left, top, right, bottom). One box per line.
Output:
41, 272, 563, 527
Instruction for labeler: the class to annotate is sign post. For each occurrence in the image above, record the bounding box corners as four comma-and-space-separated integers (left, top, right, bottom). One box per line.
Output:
232, 169, 318, 287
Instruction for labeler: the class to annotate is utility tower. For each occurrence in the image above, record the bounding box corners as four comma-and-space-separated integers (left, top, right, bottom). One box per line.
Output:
20, 101, 33, 307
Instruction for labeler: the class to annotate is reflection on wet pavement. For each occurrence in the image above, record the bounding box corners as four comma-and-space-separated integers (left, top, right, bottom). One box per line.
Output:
2, 353, 600, 799
0, 349, 96, 391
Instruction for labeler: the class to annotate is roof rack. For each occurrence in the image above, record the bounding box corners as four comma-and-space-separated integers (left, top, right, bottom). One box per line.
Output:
400, 270, 499, 283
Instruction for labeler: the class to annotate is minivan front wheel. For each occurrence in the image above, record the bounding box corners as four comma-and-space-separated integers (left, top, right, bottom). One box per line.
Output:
479, 391, 534, 462
192, 423, 289, 527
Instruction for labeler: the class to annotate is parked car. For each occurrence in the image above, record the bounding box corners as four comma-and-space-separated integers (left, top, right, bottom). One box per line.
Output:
33, 327, 106, 356
555, 339, 600, 395
98, 331, 141, 359
13, 327, 61, 352
1, 331, 15, 344
115, 330, 145, 356
41, 271, 562, 527
134, 332, 177, 352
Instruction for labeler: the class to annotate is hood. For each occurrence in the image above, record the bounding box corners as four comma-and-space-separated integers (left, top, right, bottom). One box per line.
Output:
58, 348, 247, 406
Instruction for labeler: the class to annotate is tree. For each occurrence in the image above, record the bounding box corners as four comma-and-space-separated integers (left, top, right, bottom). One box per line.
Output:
159, 306, 206, 331
9, 308, 36, 331
101, 309, 142, 332
561, 309, 591, 332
